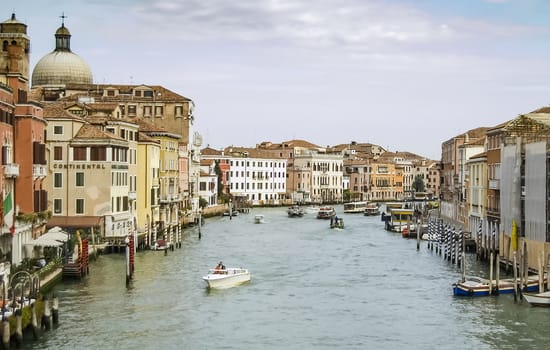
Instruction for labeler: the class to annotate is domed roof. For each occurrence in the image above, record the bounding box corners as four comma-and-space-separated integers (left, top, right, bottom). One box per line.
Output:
31, 23, 93, 86
32, 51, 93, 86
55, 25, 71, 36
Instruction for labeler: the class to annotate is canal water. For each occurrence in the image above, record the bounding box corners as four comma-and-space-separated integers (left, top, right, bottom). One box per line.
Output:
23, 206, 550, 349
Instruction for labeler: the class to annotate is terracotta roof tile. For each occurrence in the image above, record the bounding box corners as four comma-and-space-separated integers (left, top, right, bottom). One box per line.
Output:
74, 124, 125, 141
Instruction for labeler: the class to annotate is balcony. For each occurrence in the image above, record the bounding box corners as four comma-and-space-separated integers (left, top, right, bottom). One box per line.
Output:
33, 164, 47, 179
128, 191, 137, 201
489, 179, 500, 190
4, 163, 19, 178
159, 193, 181, 204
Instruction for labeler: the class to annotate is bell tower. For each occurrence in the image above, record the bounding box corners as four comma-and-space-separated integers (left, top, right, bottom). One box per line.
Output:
0, 13, 31, 93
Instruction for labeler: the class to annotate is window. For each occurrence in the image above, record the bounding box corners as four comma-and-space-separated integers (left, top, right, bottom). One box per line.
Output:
128, 105, 136, 116
53, 199, 62, 214
175, 106, 183, 116
144, 90, 153, 97
155, 106, 163, 116
76, 172, 84, 187
54, 146, 63, 161
54, 126, 63, 135
54, 173, 62, 188
144, 106, 152, 117
134, 90, 142, 97
73, 147, 86, 161
90, 147, 106, 161
107, 90, 115, 97
76, 199, 84, 214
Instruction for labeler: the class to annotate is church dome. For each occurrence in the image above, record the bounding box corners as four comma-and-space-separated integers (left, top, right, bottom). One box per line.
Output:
31, 23, 93, 86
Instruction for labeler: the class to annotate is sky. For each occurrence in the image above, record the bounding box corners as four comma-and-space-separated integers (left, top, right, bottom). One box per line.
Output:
8, 0, 550, 159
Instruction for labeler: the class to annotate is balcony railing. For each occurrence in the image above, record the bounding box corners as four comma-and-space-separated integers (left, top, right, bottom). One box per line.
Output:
4, 163, 19, 178
33, 164, 47, 179
159, 194, 180, 203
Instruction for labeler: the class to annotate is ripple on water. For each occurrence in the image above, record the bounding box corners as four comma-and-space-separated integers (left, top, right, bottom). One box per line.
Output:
25, 207, 550, 350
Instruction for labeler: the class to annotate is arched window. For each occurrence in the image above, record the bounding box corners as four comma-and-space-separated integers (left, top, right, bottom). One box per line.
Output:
2, 41, 7, 51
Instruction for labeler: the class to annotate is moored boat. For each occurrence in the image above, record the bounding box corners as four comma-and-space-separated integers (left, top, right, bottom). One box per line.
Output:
523, 290, 550, 307
202, 267, 251, 289
254, 214, 265, 224
152, 239, 170, 251
453, 275, 542, 297
382, 208, 414, 232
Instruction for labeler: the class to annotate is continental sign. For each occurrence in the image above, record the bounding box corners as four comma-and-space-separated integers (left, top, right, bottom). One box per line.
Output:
52, 164, 129, 170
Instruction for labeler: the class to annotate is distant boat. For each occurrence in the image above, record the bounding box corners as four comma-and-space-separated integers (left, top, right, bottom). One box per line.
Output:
364, 202, 380, 216
223, 210, 239, 217
330, 217, 344, 229
303, 206, 320, 215
317, 207, 336, 219
287, 205, 305, 217
523, 290, 550, 307
343, 201, 367, 214
254, 214, 265, 224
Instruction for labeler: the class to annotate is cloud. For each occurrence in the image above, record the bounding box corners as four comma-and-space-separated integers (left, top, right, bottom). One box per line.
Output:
120, 0, 544, 63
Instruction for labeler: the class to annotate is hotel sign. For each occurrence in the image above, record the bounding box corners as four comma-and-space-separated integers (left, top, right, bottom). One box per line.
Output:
53, 163, 107, 169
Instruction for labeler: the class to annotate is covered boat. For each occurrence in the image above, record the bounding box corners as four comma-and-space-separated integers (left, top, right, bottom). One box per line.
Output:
364, 202, 380, 216
317, 207, 336, 219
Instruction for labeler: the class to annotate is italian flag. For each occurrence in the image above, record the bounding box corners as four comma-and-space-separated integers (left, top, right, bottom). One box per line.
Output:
3, 191, 13, 235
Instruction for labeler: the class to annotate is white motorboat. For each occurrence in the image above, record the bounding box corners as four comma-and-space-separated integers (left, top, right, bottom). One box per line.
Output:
254, 214, 265, 224
202, 267, 251, 289
287, 205, 305, 217
523, 290, 550, 307
317, 206, 336, 219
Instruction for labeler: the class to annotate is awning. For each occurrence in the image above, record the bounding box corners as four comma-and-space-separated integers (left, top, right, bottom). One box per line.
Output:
46, 216, 102, 228
25, 237, 63, 247
44, 226, 69, 241
25, 226, 69, 247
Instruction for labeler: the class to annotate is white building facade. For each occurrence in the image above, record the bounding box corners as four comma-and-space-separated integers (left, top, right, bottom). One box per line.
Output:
226, 148, 287, 205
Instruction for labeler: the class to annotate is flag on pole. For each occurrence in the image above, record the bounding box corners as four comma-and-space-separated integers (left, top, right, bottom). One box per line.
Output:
3, 191, 14, 236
